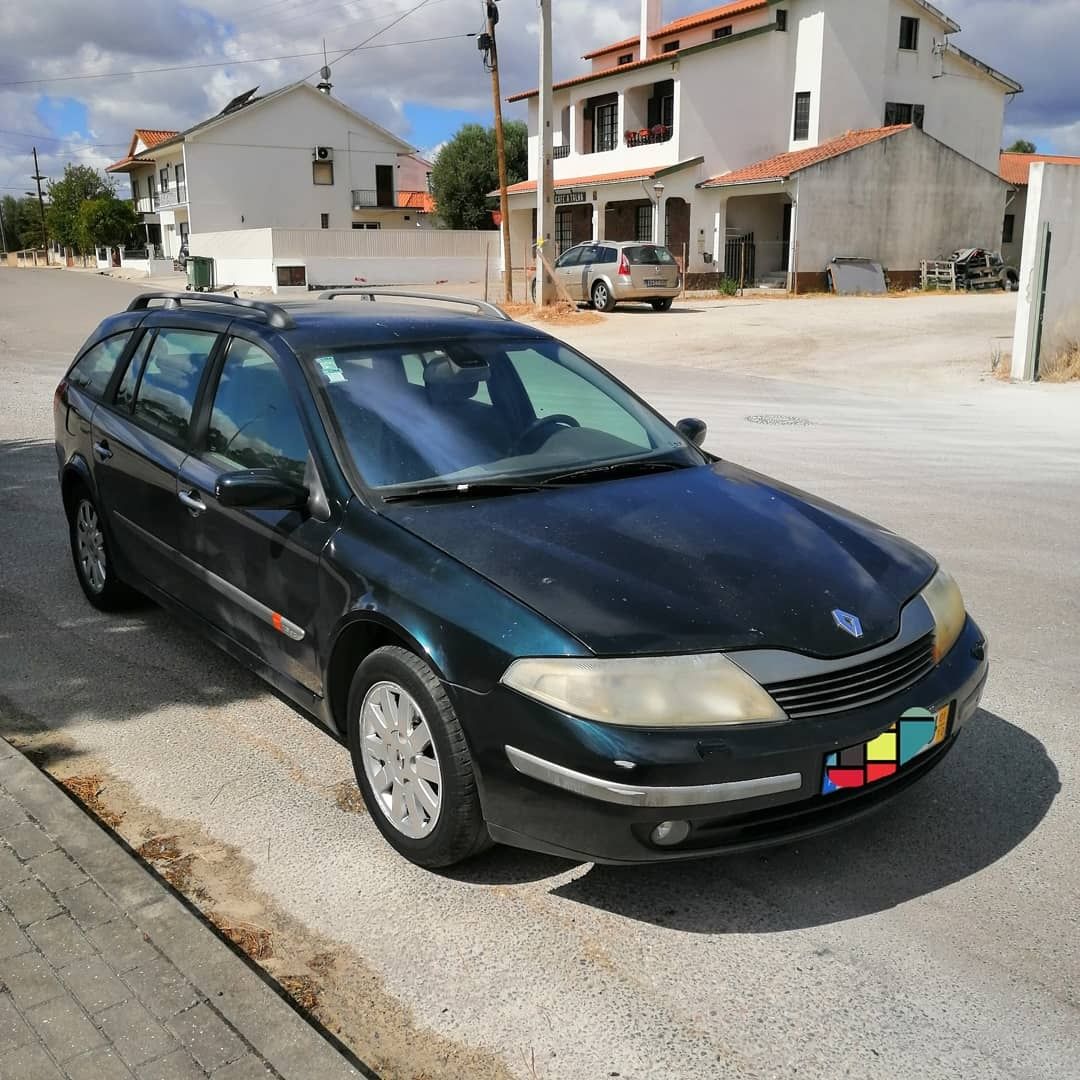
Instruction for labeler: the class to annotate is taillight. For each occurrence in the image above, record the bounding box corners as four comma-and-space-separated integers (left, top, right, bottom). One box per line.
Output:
53, 379, 68, 409
618, 252, 630, 276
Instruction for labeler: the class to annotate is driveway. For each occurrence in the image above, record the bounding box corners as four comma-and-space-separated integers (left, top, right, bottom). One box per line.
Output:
1, 269, 1077, 1079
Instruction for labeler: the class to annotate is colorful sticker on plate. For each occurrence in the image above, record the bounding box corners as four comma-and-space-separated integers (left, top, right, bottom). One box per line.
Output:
822, 706, 950, 795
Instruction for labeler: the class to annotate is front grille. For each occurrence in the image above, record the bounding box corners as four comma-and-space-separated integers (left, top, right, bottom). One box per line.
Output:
764, 633, 936, 719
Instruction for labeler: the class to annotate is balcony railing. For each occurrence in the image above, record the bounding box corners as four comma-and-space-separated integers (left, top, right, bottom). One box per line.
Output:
157, 186, 188, 208
134, 196, 158, 214
352, 189, 397, 209
553, 144, 570, 159
625, 125, 673, 148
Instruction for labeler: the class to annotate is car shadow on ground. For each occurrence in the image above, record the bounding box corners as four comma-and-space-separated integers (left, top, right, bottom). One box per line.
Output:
455, 709, 1058, 928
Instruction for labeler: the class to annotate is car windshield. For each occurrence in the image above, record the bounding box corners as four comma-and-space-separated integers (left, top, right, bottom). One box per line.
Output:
307, 337, 702, 494
625, 245, 676, 265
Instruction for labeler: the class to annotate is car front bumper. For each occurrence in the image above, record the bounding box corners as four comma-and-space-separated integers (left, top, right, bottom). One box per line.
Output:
460, 617, 989, 864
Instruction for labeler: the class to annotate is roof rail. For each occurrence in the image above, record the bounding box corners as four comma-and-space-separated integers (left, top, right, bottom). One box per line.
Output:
317, 288, 512, 322
126, 292, 296, 329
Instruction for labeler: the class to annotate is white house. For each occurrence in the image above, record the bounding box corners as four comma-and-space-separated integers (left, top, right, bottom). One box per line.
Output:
106, 82, 435, 263
506, 0, 1021, 287
999, 151, 1080, 270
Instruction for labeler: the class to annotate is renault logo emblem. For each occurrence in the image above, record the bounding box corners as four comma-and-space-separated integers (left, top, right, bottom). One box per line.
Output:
832, 610, 864, 638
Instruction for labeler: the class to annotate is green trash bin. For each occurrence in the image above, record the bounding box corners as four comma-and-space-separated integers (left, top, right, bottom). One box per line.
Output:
186, 255, 214, 292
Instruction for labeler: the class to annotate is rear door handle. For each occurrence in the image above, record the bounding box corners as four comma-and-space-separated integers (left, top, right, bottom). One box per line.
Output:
178, 489, 207, 515
92, 440, 112, 462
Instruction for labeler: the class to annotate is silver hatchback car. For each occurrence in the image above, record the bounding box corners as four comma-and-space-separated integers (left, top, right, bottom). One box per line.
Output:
538, 241, 682, 312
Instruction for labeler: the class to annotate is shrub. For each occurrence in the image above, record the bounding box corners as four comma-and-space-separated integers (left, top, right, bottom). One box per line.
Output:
718, 277, 739, 296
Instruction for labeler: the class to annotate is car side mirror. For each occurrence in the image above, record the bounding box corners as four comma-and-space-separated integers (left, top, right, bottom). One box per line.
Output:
215, 470, 309, 511
676, 417, 707, 447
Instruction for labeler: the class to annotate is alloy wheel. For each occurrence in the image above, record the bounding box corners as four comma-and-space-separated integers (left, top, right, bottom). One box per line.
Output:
360, 681, 443, 838
75, 499, 107, 594
594, 283, 608, 309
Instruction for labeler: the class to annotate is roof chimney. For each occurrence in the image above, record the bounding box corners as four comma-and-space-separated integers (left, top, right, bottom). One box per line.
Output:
641, 0, 662, 58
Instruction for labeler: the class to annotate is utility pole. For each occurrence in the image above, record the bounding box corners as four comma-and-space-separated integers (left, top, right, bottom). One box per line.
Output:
480, 0, 513, 302
536, 0, 554, 305
31, 148, 47, 251
0, 198, 7, 254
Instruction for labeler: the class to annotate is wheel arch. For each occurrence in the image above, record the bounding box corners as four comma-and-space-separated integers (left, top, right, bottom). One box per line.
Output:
60, 455, 96, 515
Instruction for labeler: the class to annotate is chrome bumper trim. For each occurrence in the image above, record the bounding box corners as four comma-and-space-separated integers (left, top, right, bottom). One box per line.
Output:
505, 746, 802, 808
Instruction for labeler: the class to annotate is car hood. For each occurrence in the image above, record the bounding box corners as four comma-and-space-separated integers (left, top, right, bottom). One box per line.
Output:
385, 462, 936, 658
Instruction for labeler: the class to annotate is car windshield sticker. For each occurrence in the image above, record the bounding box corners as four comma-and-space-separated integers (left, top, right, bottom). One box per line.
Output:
314, 356, 346, 384
822, 706, 949, 795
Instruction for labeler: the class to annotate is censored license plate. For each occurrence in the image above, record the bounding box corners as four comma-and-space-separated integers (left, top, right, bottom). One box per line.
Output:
822, 705, 951, 795
644, 278, 668, 288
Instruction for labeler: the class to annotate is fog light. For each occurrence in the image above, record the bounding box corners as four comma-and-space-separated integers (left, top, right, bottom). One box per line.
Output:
651, 820, 690, 847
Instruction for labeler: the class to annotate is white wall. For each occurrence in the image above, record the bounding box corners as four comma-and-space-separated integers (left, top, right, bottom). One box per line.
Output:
1011, 163, 1080, 379
795, 126, 1008, 273
183, 85, 411, 234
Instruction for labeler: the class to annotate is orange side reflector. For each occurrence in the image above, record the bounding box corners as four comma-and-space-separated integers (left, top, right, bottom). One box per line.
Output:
271, 612, 284, 633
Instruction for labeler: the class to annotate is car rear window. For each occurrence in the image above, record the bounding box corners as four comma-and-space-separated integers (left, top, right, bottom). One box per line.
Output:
68, 333, 133, 398
131, 329, 218, 445
625, 245, 676, 265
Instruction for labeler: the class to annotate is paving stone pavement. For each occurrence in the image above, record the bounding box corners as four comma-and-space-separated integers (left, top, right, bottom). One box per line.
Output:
0, 737, 370, 1080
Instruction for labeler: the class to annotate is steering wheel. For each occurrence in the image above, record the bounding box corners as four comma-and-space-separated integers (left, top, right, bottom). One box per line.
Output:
513, 413, 580, 455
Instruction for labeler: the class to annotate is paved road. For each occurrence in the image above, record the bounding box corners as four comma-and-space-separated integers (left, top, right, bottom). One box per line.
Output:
1, 269, 1078, 1079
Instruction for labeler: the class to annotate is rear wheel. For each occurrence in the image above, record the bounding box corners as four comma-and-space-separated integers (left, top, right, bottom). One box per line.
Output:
592, 280, 616, 312
67, 487, 135, 611
346, 646, 489, 868
651, 297, 674, 312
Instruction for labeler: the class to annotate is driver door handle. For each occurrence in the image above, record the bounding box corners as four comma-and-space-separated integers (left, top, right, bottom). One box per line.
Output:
92, 440, 112, 462
178, 489, 207, 516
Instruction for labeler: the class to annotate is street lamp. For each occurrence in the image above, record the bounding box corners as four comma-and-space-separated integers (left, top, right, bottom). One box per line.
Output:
652, 181, 665, 245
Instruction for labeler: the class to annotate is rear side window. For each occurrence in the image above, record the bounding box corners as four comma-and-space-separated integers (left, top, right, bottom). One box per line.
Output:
625, 245, 676, 265
68, 333, 132, 398
132, 329, 218, 445
204, 339, 309, 487
114, 331, 154, 412
598, 247, 618, 264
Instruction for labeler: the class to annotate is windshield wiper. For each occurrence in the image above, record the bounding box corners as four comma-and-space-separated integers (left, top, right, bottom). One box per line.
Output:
381, 480, 547, 503
539, 460, 689, 486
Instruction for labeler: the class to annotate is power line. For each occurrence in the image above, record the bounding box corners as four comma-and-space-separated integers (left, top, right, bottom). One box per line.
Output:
0, 30, 469, 88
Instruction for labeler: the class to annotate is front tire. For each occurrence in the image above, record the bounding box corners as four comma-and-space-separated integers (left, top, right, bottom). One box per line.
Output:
592, 280, 616, 312
67, 487, 135, 611
346, 646, 489, 868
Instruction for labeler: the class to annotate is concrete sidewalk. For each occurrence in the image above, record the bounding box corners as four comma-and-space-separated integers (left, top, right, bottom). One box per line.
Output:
0, 738, 370, 1080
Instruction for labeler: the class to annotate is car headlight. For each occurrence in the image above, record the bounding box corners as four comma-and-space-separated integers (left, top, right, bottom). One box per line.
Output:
500, 653, 787, 728
921, 567, 966, 661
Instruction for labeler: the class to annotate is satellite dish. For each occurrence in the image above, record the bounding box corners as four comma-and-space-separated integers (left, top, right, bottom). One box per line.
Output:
320, 66, 332, 80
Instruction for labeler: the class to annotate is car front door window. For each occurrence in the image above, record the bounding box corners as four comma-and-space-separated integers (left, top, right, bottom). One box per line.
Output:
131, 329, 219, 445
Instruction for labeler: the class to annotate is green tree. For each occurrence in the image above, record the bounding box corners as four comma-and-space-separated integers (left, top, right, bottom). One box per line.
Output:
76, 195, 139, 253
1, 194, 45, 249
1006, 139, 1037, 154
429, 120, 528, 230
46, 164, 115, 252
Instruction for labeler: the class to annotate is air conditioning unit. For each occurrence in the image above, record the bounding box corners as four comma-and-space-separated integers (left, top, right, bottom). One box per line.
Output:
314, 146, 334, 161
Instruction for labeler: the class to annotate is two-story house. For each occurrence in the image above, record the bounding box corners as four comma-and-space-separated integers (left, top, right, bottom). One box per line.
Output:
107, 82, 435, 263
506, 0, 1020, 288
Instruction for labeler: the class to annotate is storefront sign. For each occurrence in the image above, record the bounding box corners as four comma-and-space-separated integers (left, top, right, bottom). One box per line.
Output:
554, 190, 587, 206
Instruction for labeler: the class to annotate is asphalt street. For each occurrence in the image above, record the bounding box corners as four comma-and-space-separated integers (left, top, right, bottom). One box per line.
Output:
1, 269, 1077, 1079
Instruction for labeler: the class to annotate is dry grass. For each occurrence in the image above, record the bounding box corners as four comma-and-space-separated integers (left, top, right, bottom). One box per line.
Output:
61, 775, 124, 828
331, 780, 367, 815
208, 913, 274, 960
135, 835, 196, 889
136, 835, 182, 861
279, 974, 320, 1011
990, 345, 1013, 381
498, 301, 603, 326
308, 951, 337, 977
1041, 341, 1080, 382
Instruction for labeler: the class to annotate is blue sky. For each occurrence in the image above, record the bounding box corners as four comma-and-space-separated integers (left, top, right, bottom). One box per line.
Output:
1, 0, 1076, 196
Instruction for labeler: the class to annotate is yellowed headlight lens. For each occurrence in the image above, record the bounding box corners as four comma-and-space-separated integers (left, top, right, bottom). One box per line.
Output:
921, 568, 967, 662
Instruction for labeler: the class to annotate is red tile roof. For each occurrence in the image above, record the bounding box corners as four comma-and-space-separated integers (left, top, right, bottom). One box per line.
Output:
106, 128, 180, 172
700, 126, 910, 186
105, 155, 156, 173
135, 128, 179, 149
999, 151, 1080, 186
508, 53, 673, 103
506, 166, 665, 196
584, 0, 767, 59
397, 190, 436, 212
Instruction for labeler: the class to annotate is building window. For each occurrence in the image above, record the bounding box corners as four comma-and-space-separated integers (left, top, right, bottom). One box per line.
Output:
662, 40, 679, 53
884, 101, 924, 128
312, 160, 334, 185
320, 213, 329, 229
594, 103, 618, 153
276, 266, 307, 287
793, 92, 811, 141
713, 25, 732, 39
618, 53, 633, 65
555, 210, 573, 255
176, 163, 186, 202
1002, 214, 1015, 245
776, 9, 787, 30
131, 178, 139, 201
635, 204, 653, 243
352, 222, 381, 229
899, 16, 919, 50
159, 168, 169, 193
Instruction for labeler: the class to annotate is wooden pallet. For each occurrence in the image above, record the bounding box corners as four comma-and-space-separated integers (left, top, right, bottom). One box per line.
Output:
921, 260, 957, 291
